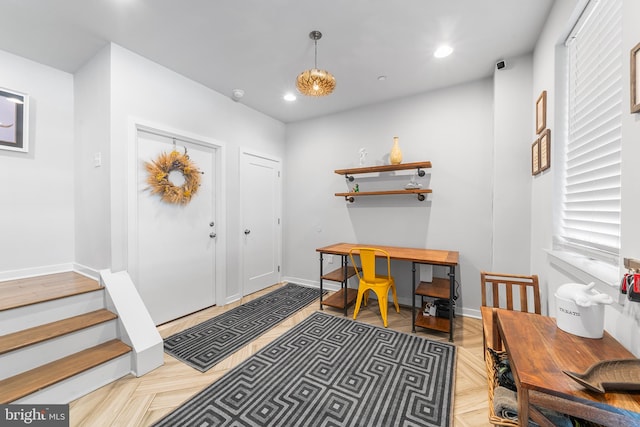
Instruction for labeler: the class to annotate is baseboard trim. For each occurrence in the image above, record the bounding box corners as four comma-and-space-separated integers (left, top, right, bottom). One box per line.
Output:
0, 263, 75, 282
0, 263, 100, 283
73, 263, 100, 281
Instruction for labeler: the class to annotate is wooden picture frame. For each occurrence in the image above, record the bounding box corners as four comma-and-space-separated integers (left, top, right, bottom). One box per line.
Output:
0, 87, 29, 153
632, 42, 640, 114
539, 129, 551, 172
532, 138, 540, 175
536, 91, 547, 134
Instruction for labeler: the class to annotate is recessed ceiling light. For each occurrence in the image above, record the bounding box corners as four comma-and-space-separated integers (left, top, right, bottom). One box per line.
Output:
284, 93, 297, 102
434, 45, 453, 58
377, 75, 387, 81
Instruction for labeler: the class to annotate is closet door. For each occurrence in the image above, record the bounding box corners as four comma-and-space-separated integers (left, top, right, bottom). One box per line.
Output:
241, 151, 281, 296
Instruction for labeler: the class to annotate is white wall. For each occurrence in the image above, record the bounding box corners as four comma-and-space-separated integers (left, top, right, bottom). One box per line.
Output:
74, 45, 112, 273
102, 44, 285, 303
618, 0, 640, 355
283, 79, 495, 315
1, 40, 286, 304
529, 0, 577, 313
532, 0, 640, 355
0, 50, 75, 278
492, 54, 534, 274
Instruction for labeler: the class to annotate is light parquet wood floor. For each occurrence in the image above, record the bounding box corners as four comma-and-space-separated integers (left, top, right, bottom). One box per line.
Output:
69, 284, 491, 426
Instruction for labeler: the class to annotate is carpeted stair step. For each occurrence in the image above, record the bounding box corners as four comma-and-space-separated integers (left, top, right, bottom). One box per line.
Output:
0, 309, 117, 355
0, 339, 132, 404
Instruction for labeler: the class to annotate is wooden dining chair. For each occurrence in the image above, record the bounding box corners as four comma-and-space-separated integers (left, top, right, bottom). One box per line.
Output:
480, 271, 541, 352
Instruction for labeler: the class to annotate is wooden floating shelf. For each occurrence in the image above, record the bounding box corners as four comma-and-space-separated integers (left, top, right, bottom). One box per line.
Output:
335, 188, 432, 202
335, 189, 432, 197
334, 161, 432, 176
334, 161, 433, 202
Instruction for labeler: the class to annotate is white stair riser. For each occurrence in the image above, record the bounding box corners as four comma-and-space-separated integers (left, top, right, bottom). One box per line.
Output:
13, 353, 132, 404
0, 290, 105, 335
0, 321, 118, 380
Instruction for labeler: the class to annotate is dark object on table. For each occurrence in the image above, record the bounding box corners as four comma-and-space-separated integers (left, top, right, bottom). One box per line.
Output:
563, 359, 640, 393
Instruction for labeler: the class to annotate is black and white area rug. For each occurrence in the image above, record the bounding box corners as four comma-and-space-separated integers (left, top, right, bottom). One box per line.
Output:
164, 283, 321, 372
155, 311, 456, 427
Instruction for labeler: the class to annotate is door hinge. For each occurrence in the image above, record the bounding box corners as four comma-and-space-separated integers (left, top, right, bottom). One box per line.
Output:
278, 265, 280, 272
278, 171, 281, 178
278, 218, 280, 225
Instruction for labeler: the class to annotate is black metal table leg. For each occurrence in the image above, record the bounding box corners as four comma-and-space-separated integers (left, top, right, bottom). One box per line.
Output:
412, 262, 416, 333
448, 265, 455, 342
343, 255, 348, 317
319, 252, 324, 310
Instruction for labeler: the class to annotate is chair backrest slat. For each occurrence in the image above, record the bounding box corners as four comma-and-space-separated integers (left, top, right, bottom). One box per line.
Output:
480, 271, 541, 314
359, 248, 376, 282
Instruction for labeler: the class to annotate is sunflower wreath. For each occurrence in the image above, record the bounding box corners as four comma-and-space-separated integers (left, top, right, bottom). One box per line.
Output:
145, 148, 202, 205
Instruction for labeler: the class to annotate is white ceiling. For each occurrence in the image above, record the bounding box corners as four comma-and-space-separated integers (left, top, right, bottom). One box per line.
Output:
0, 0, 554, 123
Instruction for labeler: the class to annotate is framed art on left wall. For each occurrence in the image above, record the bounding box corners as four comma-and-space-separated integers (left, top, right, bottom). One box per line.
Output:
0, 87, 29, 153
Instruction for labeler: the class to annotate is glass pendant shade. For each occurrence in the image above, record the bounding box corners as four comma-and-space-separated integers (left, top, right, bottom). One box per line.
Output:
296, 68, 336, 96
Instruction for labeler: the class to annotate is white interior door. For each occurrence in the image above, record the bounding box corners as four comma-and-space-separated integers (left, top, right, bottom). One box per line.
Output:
136, 130, 217, 324
241, 152, 281, 295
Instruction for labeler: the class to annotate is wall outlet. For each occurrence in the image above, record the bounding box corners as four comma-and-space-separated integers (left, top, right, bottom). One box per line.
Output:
327, 255, 334, 264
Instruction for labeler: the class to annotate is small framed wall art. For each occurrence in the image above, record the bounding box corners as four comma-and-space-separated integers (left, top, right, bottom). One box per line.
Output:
632, 42, 640, 114
0, 87, 29, 153
539, 129, 551, 172
536, 90, 547, 134
531, 138, 540, 175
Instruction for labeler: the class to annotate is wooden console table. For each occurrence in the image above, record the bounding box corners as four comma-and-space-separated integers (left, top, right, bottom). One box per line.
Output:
497, 310, 640, 426
316, 243, 459, 341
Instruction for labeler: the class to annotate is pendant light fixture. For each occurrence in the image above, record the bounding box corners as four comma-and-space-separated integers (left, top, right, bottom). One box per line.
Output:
296, 30, 336, 96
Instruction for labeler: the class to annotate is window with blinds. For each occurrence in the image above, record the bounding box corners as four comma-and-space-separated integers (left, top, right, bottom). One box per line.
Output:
558, 0, 622, 263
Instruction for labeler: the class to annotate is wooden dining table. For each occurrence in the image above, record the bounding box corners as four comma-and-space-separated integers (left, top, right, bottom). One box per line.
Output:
497, 309, 640, 426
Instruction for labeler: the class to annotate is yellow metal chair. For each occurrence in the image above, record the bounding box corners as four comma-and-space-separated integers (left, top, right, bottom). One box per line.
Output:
349, 247, 400, 327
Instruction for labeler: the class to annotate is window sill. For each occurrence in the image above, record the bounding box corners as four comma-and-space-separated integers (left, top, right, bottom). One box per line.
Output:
546, 249, 619, 295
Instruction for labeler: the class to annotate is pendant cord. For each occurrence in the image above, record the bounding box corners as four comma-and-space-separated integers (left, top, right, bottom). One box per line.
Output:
314, 40, 318, 69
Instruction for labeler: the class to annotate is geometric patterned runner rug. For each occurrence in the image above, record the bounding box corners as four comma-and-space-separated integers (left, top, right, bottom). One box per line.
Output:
164, 283, 322, 372
154, 311, 456, 427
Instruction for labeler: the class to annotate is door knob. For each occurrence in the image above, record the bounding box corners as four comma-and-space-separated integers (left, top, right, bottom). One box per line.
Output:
209, 232, 217, 238
244, 229, 251, 235
210, 221, 215, 227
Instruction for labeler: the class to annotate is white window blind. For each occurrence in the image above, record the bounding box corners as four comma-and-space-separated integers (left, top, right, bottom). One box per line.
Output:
560, 0, 622, 261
